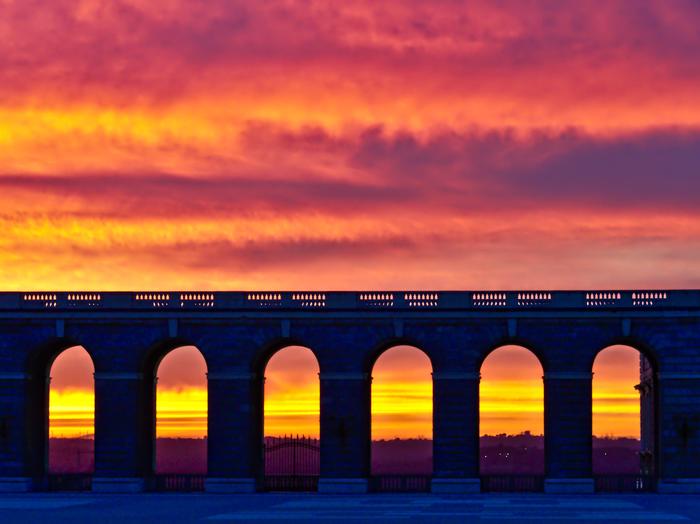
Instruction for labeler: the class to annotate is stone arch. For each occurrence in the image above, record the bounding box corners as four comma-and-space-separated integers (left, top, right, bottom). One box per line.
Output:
260, 344, 321, 490
364, 338, 435, 378
369, 344, 434, 482
591, 343, 658, 481
25, 339, 96, 483
47, 346, 95, 479
479, 344, 546, 480
476, 339, 548, 375
251, 337, 321, 378
141, 338, 209, 477
589, 338, 660, 375
153, 344, 208, 476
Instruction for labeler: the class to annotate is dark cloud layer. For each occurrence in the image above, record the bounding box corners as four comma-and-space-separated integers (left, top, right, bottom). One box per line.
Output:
1, 1, 700, 106
2, 127, 700, 217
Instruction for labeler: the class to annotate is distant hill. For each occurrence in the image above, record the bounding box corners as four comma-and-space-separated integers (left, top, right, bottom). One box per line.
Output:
479, 432, 545, 474
372, 438, 432, 474
49, 437, 94, 473
49, 433, 644, 475
156, 438, 207, 473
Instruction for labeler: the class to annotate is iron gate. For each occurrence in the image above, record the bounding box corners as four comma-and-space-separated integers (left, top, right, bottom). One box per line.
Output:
369, 475, 431, 493
264, 435, 319, 491
594, 474, 656, 493
152, 474, 206, 492
481, 475, 545, 492
47, 474, 92, 491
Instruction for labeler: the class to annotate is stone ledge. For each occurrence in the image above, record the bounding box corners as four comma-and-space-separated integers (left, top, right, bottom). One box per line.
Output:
544, 478, 594, 494
318, 478, 368, 494
92, 477, 145, 493
205, 478, 257, 493
431, 478, 480, 493
0, 477, 33, 492
657, 479, 700, 493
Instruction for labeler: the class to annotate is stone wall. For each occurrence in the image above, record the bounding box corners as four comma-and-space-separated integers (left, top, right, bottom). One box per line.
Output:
0, 290, 699, 493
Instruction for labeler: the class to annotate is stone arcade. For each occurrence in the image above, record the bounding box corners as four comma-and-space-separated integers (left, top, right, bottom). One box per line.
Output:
0, 290, 699, 494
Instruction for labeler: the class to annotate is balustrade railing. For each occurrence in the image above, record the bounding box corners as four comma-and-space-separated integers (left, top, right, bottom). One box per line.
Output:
480, 474, 545, 493
0, 290, 697, 312
594, 474, 656, 493
47, 474, 92, 491
151, 474, 206, 492
369, 475, 431, 493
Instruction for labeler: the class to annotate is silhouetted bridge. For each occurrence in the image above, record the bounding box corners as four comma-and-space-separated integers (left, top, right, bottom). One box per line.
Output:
1, 290, 699, 494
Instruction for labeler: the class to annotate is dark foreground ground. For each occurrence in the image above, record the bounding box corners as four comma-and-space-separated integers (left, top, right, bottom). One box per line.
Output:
0, 493, 698, 523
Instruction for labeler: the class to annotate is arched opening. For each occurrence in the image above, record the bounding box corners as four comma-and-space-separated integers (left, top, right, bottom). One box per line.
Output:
592, 345, 656, 492
479, 345, 544, 492
370, 345, 432, 492
48, 345, 94, 490
263, 346, 319, 491
154, 345, 207, 491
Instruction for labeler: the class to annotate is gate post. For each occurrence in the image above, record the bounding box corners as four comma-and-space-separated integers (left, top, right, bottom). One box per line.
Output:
318, 372, 371, 493
0, 372, 34, 491
543, 371, 594, 493
205, 371, 260, 493
92, 372, 148, 492
656, 374, 700, 493
431, 371, 481, 493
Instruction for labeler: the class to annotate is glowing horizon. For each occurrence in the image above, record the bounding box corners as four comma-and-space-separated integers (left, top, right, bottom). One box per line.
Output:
372, 346, 432, 440
49, 344, 645, 440
156, 346, 208, 439
264, 346, 320, 438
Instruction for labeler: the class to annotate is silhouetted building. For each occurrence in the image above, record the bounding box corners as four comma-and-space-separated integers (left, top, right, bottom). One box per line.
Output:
636, 354, 655, 475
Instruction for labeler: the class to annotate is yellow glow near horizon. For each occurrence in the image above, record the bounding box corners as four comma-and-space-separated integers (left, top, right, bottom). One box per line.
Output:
47, 345, 644, 440
156, 387, 208, 438
156, 346, 208, 439
48, 389, 94, 438
264, 346, 320, 438
372, 346, 432, 440
593, 346, 641, 438
480, 346, 544, 436
49, 346, 94, 439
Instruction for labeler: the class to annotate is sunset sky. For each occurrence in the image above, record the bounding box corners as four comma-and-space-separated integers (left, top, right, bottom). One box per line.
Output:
48, 343, 641, 439
5, 1, 693, 442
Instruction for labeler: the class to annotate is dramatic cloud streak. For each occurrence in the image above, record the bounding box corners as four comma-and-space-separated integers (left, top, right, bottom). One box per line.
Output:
10, 1, 700, 437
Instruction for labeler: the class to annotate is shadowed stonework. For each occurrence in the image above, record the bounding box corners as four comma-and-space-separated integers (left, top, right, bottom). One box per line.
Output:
0, 290, 699, 495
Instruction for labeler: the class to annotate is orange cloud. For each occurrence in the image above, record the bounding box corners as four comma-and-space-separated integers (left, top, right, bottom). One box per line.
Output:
18, 1, 696, 440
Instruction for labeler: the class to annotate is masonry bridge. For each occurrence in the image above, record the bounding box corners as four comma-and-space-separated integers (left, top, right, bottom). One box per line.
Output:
1, 290, 700, 494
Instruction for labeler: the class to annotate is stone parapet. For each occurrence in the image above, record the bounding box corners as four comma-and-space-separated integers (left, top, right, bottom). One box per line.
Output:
431, 478, 480, 494
544, 478, 594, 494
318, 478, 368, 494
205, 478, 257, 493
92, 477, 145, 493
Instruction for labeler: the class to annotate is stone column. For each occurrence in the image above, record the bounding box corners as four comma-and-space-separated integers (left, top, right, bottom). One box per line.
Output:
657, 373, 700, 493
636, 355, 655, 476
92, 372, 148, 492
318, 372, 371, 493
205, 371, 260, 493
431, 372, 480, 493
0, 373, 34, 492
543, 372, 594, 493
